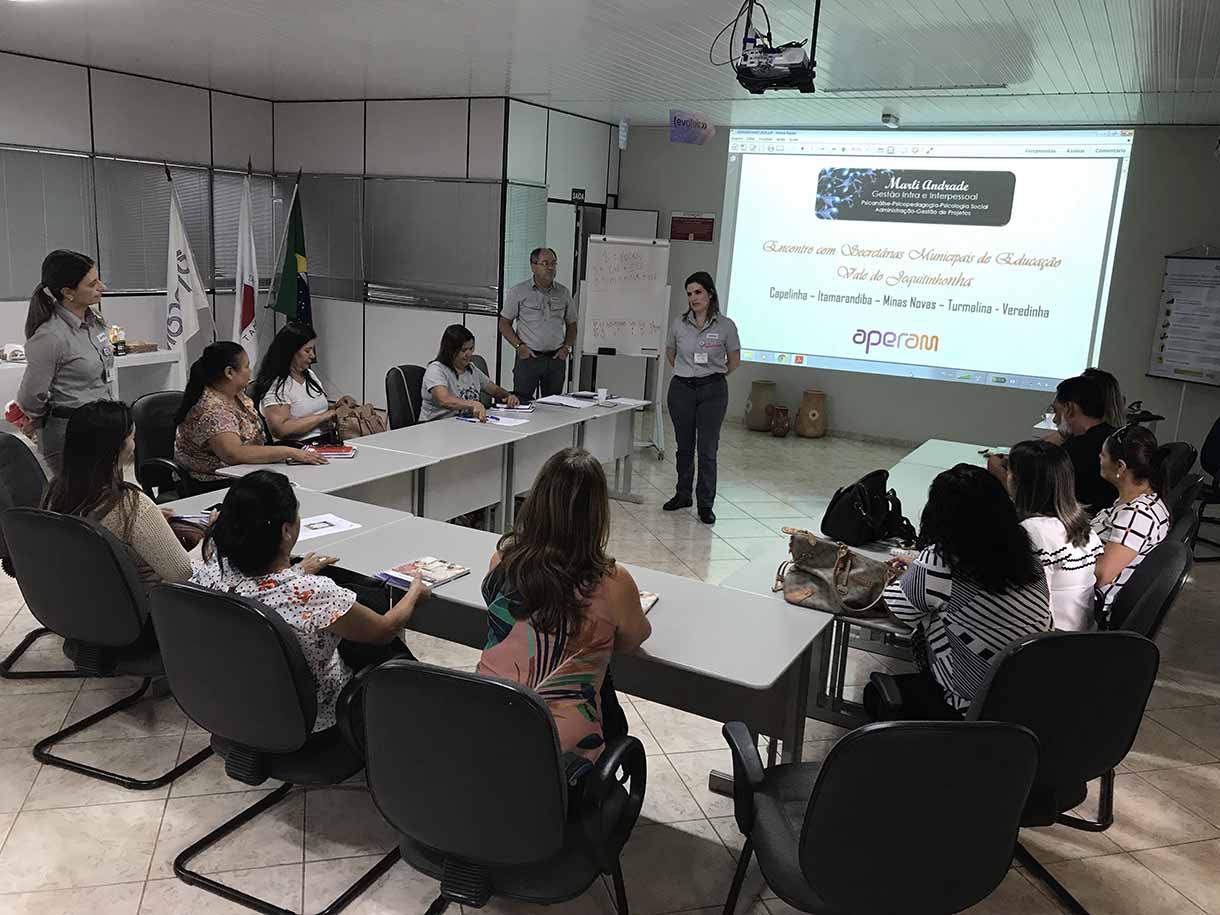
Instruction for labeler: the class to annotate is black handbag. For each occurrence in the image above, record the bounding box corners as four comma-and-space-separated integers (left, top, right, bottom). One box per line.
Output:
821, 469, 917, 547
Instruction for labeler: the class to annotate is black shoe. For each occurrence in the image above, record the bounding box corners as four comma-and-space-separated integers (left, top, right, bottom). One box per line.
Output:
663, 496, 693, 512
698, 507, 716, 525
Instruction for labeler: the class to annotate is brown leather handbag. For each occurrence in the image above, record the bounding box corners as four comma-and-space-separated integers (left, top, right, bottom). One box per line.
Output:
333, 395, 389, 441
773, 527, 903, 616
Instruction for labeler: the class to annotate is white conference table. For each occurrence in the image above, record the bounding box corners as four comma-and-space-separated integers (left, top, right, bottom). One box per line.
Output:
350, 400, 643, 528
167, 487, 413, 553
216, 447, 437, 513
326, 513, 834, 764
722, 438, 988, 727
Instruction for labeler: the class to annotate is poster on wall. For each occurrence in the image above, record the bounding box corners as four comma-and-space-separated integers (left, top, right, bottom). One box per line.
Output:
670, 211, 715, 243
1147, 255, 1220, 387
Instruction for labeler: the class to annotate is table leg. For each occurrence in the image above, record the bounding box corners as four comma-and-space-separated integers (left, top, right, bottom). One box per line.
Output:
708, 644, 814, 797
608, 453, 644, 504
500, 442, 515, 533
413, 468, 427, 517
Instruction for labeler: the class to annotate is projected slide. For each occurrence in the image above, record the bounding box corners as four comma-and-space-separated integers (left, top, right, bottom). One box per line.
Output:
717, 130, 1133, 392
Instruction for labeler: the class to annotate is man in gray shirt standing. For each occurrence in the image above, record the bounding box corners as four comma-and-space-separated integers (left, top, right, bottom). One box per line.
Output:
499, 247, 578, 399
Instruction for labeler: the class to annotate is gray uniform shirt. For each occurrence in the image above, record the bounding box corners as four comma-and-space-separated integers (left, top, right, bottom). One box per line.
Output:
502, 279, 577, 352
666, 312, 741, 378
419, 360, 491, 422
18, 305, 114, 422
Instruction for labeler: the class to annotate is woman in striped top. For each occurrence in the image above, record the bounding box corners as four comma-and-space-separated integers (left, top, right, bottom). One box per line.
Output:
1093, 424, 1171, 619
864, 464, 1053, 720
1006, 440, 1104, 631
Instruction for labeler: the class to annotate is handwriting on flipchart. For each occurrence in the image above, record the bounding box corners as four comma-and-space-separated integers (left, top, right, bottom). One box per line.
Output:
591, 319, 662, 338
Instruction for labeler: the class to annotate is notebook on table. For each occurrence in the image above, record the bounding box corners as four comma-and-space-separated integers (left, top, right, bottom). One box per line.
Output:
376, 557, 470, 589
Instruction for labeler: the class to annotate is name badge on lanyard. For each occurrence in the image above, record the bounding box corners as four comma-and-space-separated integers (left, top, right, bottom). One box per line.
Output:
693, 352, 709, 364
96, 331, 114, 384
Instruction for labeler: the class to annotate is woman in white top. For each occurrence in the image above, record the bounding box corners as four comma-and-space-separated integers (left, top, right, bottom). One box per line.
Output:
1093, 424, 1172, 616
420, 324, 519, 423
254, 322, 336, 442
1005, 440, 1104, 631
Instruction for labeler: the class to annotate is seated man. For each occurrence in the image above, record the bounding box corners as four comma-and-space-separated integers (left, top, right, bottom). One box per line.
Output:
1050, 375, 1116, 514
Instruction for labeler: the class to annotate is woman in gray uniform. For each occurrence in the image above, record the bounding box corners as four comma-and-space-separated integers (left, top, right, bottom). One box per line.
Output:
663, 271, 741, 525
15, 250, 114, 472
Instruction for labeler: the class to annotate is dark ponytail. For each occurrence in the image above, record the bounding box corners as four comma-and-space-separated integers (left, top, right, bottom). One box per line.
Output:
26, 250, 95, 339
204, 470, 299, 576
175, 341, 246, 426
1103, 424, 1168, 495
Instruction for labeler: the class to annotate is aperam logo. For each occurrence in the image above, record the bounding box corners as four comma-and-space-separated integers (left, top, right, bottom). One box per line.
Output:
852, 329, 940, 355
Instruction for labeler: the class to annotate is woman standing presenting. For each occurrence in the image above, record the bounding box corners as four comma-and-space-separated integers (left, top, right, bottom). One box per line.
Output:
663, 272, 740, 525
15, 250, 113, 472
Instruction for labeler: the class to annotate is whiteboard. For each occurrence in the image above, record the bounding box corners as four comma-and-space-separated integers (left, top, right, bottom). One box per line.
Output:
1147, 256, 1220, 387
581, 236, 670, 357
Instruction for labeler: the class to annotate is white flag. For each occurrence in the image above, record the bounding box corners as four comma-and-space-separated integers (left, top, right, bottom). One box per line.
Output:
165, 178, 211, 355
233, 173, 259, 364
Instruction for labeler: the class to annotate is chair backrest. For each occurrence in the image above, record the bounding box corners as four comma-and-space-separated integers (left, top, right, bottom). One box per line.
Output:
1168, 505, 1199, 547
969, 631, 1158, 796
150, 582, 316, 752
470, 354, 493, 407
1202, 414, 1220, 479
0, 432, 47, 563
363, 661, 568, 866
1160, 441, 1198, 493
1106, 540, 1192, 637
798, 721, 1038, 915
0, 507, 148, 647
132, 391, 184, 490
385, 365, 425, 429
1167, 472, 1205, 521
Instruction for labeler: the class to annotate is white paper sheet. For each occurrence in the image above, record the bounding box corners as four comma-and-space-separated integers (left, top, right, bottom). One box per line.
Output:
296, 514, 362, 542
534, 395, 598, 409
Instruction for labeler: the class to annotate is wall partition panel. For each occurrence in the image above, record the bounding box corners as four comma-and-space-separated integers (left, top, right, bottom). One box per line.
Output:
545, 111, 610, 206
91, 71, 211, 165
0, 53, 91, 152
211, 92, 274, 173
95, 158, 211, 292
364, 177, 501, 310
366, 99, 469, 178
0, 148, 96, 300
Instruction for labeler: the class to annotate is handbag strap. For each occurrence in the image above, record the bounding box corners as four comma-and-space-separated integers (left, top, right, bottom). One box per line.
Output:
773, 559, 790, 593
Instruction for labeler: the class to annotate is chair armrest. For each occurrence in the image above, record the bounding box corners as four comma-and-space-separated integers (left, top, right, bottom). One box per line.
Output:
334, 663, 380, 759
138, 457, 199, 500
723, 721, 765, 836
866, 671, 905, 718
579, 735, 647, 872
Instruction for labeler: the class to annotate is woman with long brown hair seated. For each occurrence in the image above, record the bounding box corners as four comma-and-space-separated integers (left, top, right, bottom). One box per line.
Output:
478, 448, 651, 773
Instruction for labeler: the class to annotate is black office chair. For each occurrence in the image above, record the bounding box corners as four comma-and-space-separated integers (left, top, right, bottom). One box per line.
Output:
721, 719, 1038, 915
1168, 505, 1200, 549
132, 391, 203, 501
362, 661, 646, 914
1167, 472, 1205, 522
1104, 540, 1193, 639
966, 631, 1159, 914
0, 432, 68, 680
150, 582, 398, 915
385, 364, 426, 429
1159, 441, 1198, 494
0, 508, 212, 786
1195, 415, 1220, 563
470, 354, 494, 408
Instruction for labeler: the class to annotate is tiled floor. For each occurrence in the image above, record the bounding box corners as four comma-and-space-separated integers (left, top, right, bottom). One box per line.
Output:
1, 421, 1219, 914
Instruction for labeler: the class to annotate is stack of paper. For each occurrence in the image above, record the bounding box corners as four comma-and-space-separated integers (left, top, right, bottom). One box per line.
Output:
297, 514, 362, 542
534, 395, 598, 409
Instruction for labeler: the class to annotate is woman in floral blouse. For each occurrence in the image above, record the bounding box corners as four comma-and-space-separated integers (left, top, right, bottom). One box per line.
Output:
174, 342, 327, 481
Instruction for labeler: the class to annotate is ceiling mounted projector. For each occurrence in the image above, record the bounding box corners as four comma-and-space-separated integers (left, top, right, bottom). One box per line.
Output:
712, 0, 822, 94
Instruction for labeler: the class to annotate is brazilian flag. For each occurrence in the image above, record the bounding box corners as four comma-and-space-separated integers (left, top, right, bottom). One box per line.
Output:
271, 181, 311, 324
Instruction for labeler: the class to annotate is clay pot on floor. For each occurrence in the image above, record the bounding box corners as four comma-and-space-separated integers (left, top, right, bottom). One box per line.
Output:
770, 405, 791, 437
746, 380, 777, 431
796, 389, 827, 438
